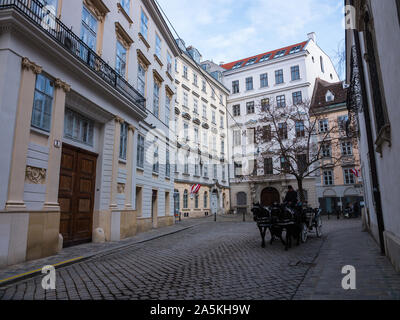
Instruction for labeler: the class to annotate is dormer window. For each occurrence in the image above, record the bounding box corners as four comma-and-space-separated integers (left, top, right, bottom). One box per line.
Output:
289, 45, 302, 54
245, 58, 257, 66
259, 54, 271, 62
232, 61, 244, 70
274, 50, 286, 58
325, 90, 334, 102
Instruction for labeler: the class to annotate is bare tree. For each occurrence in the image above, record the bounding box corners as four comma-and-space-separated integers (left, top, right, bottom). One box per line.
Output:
233, 98, 358, 204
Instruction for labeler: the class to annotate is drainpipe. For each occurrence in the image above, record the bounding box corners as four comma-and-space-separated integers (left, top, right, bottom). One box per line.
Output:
352, 28, 386, 255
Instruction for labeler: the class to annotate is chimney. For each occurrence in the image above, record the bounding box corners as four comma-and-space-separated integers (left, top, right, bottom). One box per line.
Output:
307, 32, 316, 43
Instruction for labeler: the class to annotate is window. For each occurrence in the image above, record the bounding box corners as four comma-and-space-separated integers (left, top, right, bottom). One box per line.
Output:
321, 143, 332, 158
204, 163, 208, 177
232, 80, 239, 94
219, 94, 224, 105
291, 65, 300, 81
222, 165, 226, 180
221, 140, 225, 155
232, 61, 243, 69
195, 158, 199, 176
167, 52, 172, 75
81, 6, 97, 53
296, 154, 307, 173
211, 88, 216, 99
234, 162, 243, 177
212, 111, 216, 124
259, 54, 271, 62
202, 80, 207, 93
245, 58, 257, 66
119, 123, 128, 160
276, 95, 286, 108
174, 151, 178, 172
262, 125, 271, 141
261, 98, 270, 111
153, 83, 160, 117
319, 119, 329, 133
194, 127, 199, 144
275, 69, 284, 84
344, 169, 355, 185
183, 65, 188, 79
338, 115, 349, 131
295, 121, 305, 137
184, 154, 189, 174
204, 192, 208, 208
137, 135, 145, 168
246, 101, 255, 114
193, 73, 198, 86
166, 148, 170, 178
183, 122, 189, 141
152, 145, 159, 173
64, 109, 94, 146
292, 91, 302, 105
320, 56, 325, 73
120, 0, 130, 13
155, 34, 162, 59
323, 170, 334, 185
233, 104, 241, 117
220, 116, 224, 129
116, 41, 127, 76
341, 141, 353, 156
289, 45, 302, 54
202, 105, 207, 119
195, 194, 199, 208
280, 157, 290, 173
165, 96, 171, 125
175, 58, 178, 72
274, 50, 286, 58
183, 190, 188, 208
247, 128, 255, 144
174, 190, 180, 212
278, 123, 288, 139
183, 92, 188, 107
31, 74, 54, 132
213, 164, 217, 179
260, 73, 268, 88
264, 158, 273, 175
193, 99, 198, 114
233, 130, 241, 146
246, 77, 253, 91
138, 63, 146, 96
212, 135, 217, 151
203, 131, 208, 147
140, 9, 148, 40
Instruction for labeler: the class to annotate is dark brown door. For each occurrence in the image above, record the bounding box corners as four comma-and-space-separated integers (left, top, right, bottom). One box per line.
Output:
58, 144, 97, 247
261, 188, 280, 207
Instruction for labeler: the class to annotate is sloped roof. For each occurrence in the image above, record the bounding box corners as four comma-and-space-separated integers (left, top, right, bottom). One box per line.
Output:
310, 78, 348, 112
220, 41, 308, 71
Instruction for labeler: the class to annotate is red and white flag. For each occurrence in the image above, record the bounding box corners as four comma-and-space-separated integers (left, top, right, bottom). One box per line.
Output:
191, 184, 201, 194
350, 168, 360, 177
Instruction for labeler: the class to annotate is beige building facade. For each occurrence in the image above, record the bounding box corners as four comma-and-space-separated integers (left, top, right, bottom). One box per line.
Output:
0, 0, 179, 267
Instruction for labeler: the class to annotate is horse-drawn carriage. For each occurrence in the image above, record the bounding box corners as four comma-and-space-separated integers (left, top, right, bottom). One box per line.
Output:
251, 202, 322, 250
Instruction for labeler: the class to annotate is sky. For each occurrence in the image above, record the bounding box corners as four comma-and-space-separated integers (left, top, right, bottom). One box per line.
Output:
156, 0, 346, 79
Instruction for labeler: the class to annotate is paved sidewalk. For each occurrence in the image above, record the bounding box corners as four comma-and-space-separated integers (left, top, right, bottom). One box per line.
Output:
294, 218, 400, 300
0, 214, 240, 287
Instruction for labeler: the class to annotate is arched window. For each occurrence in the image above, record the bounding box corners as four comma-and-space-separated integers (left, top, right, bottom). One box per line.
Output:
204, 192, 208, 208
183, 190, 188, 209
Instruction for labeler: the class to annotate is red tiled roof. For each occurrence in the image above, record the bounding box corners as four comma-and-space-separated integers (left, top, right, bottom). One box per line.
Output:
220, 41, 308, 71
310, 78, 348, 111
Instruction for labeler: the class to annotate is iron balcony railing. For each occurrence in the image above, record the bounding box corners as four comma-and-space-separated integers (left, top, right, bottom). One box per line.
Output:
0, 0, 146, 110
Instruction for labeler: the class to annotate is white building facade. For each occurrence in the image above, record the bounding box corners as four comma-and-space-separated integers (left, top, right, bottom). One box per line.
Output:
222, 33, 340, 214
172, 43, 230, 218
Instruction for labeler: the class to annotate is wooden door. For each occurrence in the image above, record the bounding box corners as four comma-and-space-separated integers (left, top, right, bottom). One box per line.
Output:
261, 188, 280, 207
58, 144, 97, 247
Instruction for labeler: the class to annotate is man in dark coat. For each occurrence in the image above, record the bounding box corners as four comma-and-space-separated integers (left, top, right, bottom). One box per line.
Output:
284, 185, 298, 206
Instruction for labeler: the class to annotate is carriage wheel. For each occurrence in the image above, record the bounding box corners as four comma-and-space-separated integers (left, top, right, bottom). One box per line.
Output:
301, 223, 308, 243
316, 217, 323, 238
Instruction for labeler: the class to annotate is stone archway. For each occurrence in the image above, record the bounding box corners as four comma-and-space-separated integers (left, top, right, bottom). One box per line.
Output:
260, 187, 280, 207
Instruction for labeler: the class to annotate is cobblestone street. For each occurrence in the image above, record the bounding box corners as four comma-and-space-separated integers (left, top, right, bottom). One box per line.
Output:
0, 217, 399, 300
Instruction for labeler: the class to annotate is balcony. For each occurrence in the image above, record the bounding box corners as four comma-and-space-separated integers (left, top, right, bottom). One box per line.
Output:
0, 0, 145, 110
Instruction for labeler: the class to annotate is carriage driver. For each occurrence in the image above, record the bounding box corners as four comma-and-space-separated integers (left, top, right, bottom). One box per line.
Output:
283, 185, 298, 207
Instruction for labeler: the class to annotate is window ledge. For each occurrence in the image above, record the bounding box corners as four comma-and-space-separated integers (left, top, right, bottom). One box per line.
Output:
30, 126, 50, 137
117, 3, 133, 24
138, 32, 150, 50
137, 167, 144, 171
154, 54, 163, 68
290, 78, 302, 82
119, 158, 127, 164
